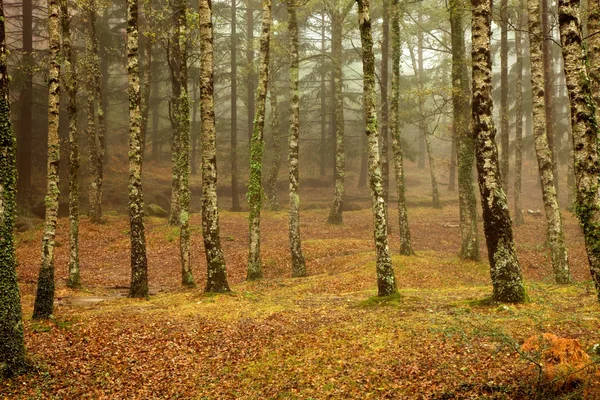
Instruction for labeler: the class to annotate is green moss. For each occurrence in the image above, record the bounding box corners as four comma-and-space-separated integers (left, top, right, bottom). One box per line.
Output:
359, 292, 402, 307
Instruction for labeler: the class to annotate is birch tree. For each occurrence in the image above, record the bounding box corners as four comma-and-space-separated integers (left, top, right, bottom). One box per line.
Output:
514, 0, 525, 226
33, 0, 61, 319
127, 0, 149, 298
287, 0, 306, 278
471, 0, 526, 303
247, 0, 271, 280
0, 0, 27, 374
357, 0, 397, 296
557, 0, 600, 300
527, 0, 571, 283
200, 0, 231, 292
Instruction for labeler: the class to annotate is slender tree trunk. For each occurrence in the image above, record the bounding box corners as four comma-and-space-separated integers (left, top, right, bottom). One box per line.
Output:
514, 3, 525, 226
86, 1, 104, 223
320, 11, 327, 178
17, 0, 32, 206
391, 0, 413, 255
127, 0, 149, 298
417, 14, 426, 171
231, 0, 241, 211
410, 46, 441, 208
140, 2, 152, 161
471, 0, 526, 303
542, 0, 558, 189
247, 0, 271, 280
450, 0, 479, 260
61, 0, 80, 288
558, 0, 600, 300
287, 1, 306, 278
265, 72, 281, 210
247, 0, 255, 147
499, 0, 509, 193
589, 0, 600, 106
33, 0, 61, 319
200, 0, 231, 293
527, 0, 571, 284
357, 0, 397, 296
0, 0, 26, 374
380, 1, 390, 205
327, 11, 345, 225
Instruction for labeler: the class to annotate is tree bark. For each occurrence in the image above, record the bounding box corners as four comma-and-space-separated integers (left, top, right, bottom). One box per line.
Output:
527, 0, 571, 284
287, 1, 306, 278
471, 0, 526, 303
320, 11, 327, 178
61, 0, 80, 288
380, 0, 390, 210
357, 0, 397, 296
514, 2, 525, 226
127, 0, 149, 298
33, 0, 61, 319
17, 0, 32, 206
558, 0, 600, 300
231, 0, 241, 211
0, 0, 27, 375
247, 0, 271, 280
499, 0, 509, 193
589, 0, 600, 106
542, 0, 558, 189
265, 72, 281, 211
450, 0, 479, 260
200, 0, 231, 293
327, 9, 346, 225
391, 0, 413, 255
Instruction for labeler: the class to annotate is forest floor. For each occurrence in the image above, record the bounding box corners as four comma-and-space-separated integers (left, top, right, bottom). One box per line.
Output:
3, 162, 600, 399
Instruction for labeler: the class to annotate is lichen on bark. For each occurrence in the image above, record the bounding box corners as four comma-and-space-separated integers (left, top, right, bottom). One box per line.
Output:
247, 0, 271, 280
357, 0, 397, 296
0, 0, 27, 375
200, 0, 231, 293
33, 0, 61, 319
471, 0, 526, 303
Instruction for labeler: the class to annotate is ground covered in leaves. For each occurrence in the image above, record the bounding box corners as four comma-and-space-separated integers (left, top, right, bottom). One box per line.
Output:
3, 164, 600, 399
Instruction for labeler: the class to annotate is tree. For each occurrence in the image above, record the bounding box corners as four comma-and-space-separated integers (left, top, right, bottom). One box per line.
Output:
61, 0, 80, 288
265, 67, 281, 211
391, 0, 413, 255
589, 0, 600, 104
17, 0, 33, 206
86, 0, 106, 224
326, 0, 352, 224
356, 0, 397, 296
380, 0, 390, 212
541, 0, 558, 188
247, 0, 272, 280
33, 0, 61, 319
287, 0, 306, 278
471, 0, 526, 303
499, 0, 509, 193
200, 0, 231, 292
0, 0, 27, 375
526, 0, 570, 284
231, 0, 241, 211
513, 2, 525, 226
127, 0, 149, 298
557, 0, 600, 300
449, 0, 478, 260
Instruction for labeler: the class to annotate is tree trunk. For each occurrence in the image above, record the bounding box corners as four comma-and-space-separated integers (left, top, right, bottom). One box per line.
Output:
357, 0, 397, 296
17, 0, 32, 206
127, 0, 149, 298
320, 11, 327, 178
247, 0, 255, 146
265, 72, 281, 210
471, 0, 526, 303
589, 0, 600, 106
168, 17, 183, 226
200, 0, 231, 293
231, 0, 240, 210
61, 0, 80, 288
86, 1, 104, 224
417, 14, 426, 171
287, 1, 306, 278
0, 0, 27, 374
514, 2, 525, 226
327, 10, 345, 225
33, 0, 61, 319
450, 0, 479, 260
380, 0, 390, 208
499, 0, 509, 193
247, 0, 271, 280
140, 2, 152, 162
527, 0, 571, 284
391, 0, 413, 255
410, 45, 441, 208
542, 0, 559, 189
558, 0, 600, 300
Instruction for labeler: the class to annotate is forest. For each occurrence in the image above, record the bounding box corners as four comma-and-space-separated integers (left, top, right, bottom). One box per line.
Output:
1, 0, 600, 397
